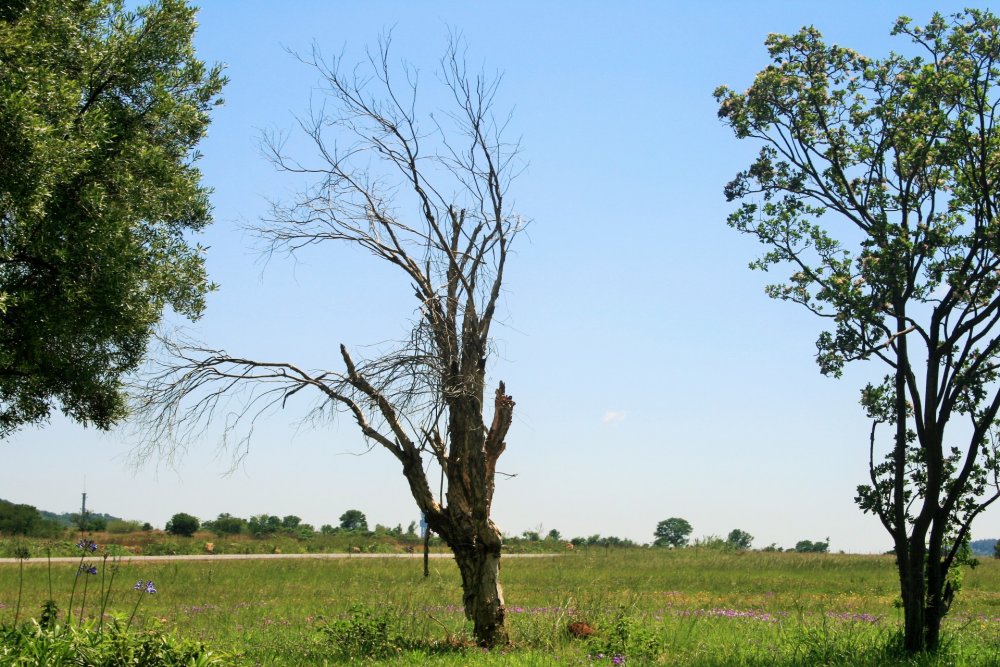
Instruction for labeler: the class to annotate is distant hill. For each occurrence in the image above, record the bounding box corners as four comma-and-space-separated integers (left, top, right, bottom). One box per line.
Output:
970, 538, 997, 557
0, 498, 123, 526
38, 508, 122, 526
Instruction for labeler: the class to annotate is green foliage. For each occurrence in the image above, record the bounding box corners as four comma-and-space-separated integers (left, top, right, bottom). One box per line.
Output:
164, 513, 199, 537
203, 513, 246, 536
654, 517, 693, 548
0, 0, 225, 435
796, 539, 831, 553
37, 599, 58, 631
717, 8, 1000, 650
339, 509, 368, 532
0, 621, 228, 666
0, 500, 40, 535
4, 549, 1000, 665
106, 520, 143, 534
727, 529, 754, 550
0, 500, 63, 537
71, 513, 107, 532
319, 604, 405, 660
595, 607, 658, 664
247, 514, 280, 537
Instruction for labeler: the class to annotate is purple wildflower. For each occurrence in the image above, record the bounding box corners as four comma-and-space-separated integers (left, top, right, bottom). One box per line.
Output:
76, 539, 98, 552
78, 565, 97, 576
133, 579, 157, 594
826, 611, 880, 624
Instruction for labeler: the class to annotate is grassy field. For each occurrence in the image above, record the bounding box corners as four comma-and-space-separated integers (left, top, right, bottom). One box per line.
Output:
2, 547, 1000, 665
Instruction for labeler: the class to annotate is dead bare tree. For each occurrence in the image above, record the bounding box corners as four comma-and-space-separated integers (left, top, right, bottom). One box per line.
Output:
133, 35, 524, 646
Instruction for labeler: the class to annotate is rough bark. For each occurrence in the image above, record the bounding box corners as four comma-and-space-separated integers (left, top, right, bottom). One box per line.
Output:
453, 525, 507, 646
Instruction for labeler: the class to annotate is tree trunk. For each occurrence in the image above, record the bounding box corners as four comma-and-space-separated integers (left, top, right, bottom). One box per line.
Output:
923, 532, 945, 651
900, 551, 926, 653
452, 536, 508, 646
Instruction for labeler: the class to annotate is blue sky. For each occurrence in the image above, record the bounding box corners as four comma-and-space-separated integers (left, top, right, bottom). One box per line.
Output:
4, 0, 997, 552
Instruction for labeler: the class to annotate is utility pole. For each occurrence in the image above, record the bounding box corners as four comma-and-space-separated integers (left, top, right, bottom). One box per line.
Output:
80, 491, 88, 531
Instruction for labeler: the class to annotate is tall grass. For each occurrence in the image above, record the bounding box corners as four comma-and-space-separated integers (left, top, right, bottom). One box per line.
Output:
2, 548, 999, 664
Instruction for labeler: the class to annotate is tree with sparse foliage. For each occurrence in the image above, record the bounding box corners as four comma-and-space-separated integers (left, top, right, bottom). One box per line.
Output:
0, 0, 224, 436
164, 512, 199, 537
135, 34, 523, 647
726, 529, 754, 550
717, 10, 1000, 652
654, 518, 692, 548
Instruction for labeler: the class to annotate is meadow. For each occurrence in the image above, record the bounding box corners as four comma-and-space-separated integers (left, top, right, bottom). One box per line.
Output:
2, 547, 1000, 665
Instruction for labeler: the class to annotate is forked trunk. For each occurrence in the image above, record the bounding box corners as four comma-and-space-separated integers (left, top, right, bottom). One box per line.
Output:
453, 538, 508, 646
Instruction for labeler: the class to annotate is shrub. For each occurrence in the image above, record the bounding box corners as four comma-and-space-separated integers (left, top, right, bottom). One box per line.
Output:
107, 520, 143, 534
164, 513, 199, 537
320, 605, 405, 659
203, 513, 246, 536
1, 621, 228, 666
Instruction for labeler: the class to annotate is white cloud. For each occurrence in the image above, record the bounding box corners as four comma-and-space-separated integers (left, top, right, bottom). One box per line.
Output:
601, 410, 626, 424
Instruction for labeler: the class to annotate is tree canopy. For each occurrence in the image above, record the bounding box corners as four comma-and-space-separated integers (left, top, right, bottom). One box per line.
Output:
654, 517, 692, 548
0, 0, 224, 435
726, 529, 754, 550
338, 509, 368, 532
164, 511, 199, 536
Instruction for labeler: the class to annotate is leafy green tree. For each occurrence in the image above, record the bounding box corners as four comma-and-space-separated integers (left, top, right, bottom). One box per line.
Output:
717, 9, 1000, 651
247, 514, 279, 536
281, 515, 301, 529
546, 529, 561, 541
726, 529, 754, 550
71, 513, 107, 532
794, 539, 830, 554
164, 512, 199, 537
654, 518, 692, 548
0, 500, 40, 535
204, 513, 245, 536
339, 510, 368, 532
0, 0, 224, 436
994, 542, 1000, 560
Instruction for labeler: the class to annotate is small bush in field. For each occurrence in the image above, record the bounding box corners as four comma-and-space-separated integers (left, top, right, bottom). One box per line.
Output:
320, 604, 405, 659
1, 620, 228, 666
106, 520, 143, 534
